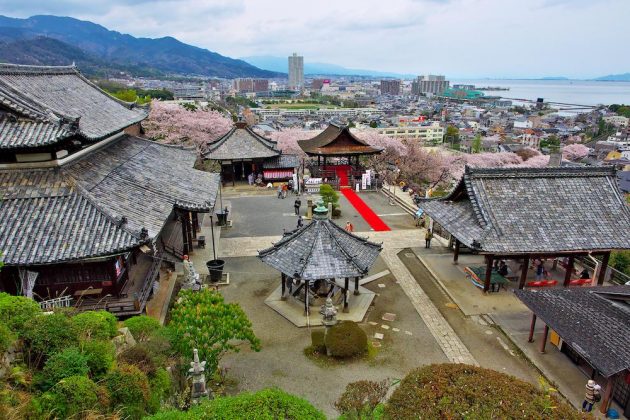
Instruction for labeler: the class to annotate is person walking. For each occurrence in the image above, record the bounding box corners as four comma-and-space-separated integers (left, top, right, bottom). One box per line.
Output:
425, 229, 433, 248
277, 184, 282, 199
297, 215, 304, 228
294, 197, 301, 215
282, 183, 288, 199
345, 221, 354, 232
535, 259, 544, 281
582, 380, 601, 412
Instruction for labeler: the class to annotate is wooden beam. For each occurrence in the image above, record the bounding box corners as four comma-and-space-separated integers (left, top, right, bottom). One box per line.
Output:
484, 255, 494, 292
527, 313, 536, 342
599, 376, 614, 415
281, 273, 286, 301
597, 252, 610, 285
453, 239, 460, 264
304, 281, 310, 316
354, 277, 359, 295
563, 256, 574, 287
519, 255, 530, 289
343, 277, 349, 313
539, 324, 549, 353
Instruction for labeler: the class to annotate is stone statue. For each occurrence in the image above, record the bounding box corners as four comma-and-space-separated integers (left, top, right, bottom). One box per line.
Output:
320, 297, 338, 327
189, 348, 210, 403
182, 255, 200, 290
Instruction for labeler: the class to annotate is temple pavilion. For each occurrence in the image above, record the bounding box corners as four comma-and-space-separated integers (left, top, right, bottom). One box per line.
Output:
418, 166, 630, 292
203, 121, 298, 185
258, 202, 382, 322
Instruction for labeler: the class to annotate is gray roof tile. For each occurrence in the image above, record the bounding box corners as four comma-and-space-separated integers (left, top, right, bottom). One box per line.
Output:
204, 124, 279, 161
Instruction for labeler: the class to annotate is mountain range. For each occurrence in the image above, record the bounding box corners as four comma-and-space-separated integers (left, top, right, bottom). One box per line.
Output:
593, 73, 630, 82
0, 15, 282, 79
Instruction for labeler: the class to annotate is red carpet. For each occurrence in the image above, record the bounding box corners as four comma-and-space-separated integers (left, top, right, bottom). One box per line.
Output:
327, 165, 390, 231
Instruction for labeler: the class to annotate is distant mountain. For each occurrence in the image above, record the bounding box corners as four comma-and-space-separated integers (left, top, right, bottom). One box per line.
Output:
593, 73, 630, 82
0, 15, 283, 79
242, 55, 415, 78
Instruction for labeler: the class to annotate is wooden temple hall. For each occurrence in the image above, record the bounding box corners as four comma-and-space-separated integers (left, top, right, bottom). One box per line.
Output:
0, 64, 220, 316
203, 121, 298, 185
418, 166, 630, 292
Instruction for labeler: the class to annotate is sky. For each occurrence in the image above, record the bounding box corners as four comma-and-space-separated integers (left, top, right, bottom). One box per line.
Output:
1, 0, 629, 78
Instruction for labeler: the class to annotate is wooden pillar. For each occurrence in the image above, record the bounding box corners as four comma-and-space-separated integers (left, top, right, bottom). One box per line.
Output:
599, 376, 614, 415
597, 252, 610, 285
318, 155, 321, 166
343, 277, 349, 313
527, 313, 537, 342
231, 163, 236, 186
180, 211, 190, 255
519, 255, 530, 289
563, 255, 574, 287
241, 161, 245, 180
453, 239, 460, 264
304, 280, 310, 315
323, 156, 327, 167
186, 212, 194, 253
539, 324, 549, 353
354, 277, 359, 295
191, 212, 199, 235
484, 255, 494, 292
281, 273, 286, 301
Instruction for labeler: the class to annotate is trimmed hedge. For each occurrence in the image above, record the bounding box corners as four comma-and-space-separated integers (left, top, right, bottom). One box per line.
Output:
105, 364, 150, 419
123, 315, 162, 341
70, 310, 118, 341
324, 321, 367, 358
147, 388, 325, 420
33, 375, 108, 419
385, 364, 586, 420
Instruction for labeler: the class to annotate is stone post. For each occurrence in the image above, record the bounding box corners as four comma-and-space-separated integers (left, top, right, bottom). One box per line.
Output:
189, 348, 210, 404
320, 297, 338, 357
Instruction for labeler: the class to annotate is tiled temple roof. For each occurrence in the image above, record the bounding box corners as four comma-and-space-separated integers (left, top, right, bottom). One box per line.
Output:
0, 64, 146, 145
515, 286, 630, 378
0, 114, 72, 149
419, 166, 630, 254
298, 123, 382, 156
258, 217, 382, 280
262, 154, 300, 169
204, 122, 279, 161
0, 136, 220, 265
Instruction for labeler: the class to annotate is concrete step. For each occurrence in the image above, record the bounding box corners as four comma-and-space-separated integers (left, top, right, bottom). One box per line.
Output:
381, 188, 418, 216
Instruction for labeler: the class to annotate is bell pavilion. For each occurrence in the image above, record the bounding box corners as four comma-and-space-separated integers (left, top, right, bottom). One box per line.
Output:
258, 202, 382, 326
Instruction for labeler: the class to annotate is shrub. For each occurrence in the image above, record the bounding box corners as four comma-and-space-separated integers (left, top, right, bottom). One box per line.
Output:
311, 330, 326, 353
81, 340, 116, 379
385, 364, 584, 419
105, 364, 150, 419
335, 379, 389, 419
319, 184, 339, 209
147, 388, 325, 420
33, 375, 107, 419
38, 347, 89, 391
118, 345, 157, 377
124, 315, 162, 341
0, 293, 41, 336
147, 367, 172, 414
324, 321, 367, 358
23, 312, 79, 365
332, 207, 342, 218
0, 323, 16, 354
71, 310, 118, 341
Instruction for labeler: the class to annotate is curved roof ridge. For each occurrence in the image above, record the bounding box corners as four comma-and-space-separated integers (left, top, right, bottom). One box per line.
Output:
0, 63, 78, 75
322, 222, 370, 274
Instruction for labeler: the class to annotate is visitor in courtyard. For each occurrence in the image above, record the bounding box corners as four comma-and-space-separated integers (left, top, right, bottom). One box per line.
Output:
425, 229, 433, 248
345, 221, 354, 232
498, 260, 509, 277
282, 183, 288, 199
297, 216, 303, 228
294, 198, 301, 215
580, 268, 590, 279
534, 259, 544, 281
582, 379, 601, 412
277, 184, 282, 199
247, 172, 254, 186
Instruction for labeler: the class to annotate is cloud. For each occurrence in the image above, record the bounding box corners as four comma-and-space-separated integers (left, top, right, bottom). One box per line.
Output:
0, 0, 628, 78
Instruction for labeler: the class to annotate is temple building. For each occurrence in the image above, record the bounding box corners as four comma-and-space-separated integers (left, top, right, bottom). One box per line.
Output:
418, 166, 630, 292
0, 64, 220, 315
203, 121, 299, 185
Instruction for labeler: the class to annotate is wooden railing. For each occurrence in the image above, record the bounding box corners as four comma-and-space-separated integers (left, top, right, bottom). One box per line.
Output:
39, 295, 73, 310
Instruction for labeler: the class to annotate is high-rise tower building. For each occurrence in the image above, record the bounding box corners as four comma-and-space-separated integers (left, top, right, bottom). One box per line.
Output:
380, 80, 401, 96
411, 75, 450, 95
288, 53, 304, 90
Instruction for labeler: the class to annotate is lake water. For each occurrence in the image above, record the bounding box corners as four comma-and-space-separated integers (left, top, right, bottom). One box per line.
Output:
451, 79, 630, 107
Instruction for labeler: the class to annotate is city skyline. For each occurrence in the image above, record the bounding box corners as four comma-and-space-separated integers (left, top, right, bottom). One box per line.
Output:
1, 0, 629, 79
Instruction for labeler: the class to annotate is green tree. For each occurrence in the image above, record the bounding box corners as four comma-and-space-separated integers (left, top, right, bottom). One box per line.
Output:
444, 125, 460, 149
168, 289, 260, 374
105, 364, 151, 419
23, 312, 79, 366
80, 340, 116, 380
0, 292, 40, 336
540, 134, 561, 151
369, 121, 378, 128
471, 133, 482, 153
71, 310, 118, 341
610, 250, 630, 276
319, 184, 340, 209
124, 315, 162, 342
33, 375, 107, 420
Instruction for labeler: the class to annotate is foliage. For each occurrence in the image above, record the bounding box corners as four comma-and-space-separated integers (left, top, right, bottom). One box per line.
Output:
147, 388, 325, 420
70, 310, 118, 341
335, 379, 389, 420
105, 364, 151, 419
609, 104, 630, 118
0, 323, 15, 354
148, 368, 172, 414
540, 134, 561, 151
562, 143, 590, 161
310, 330, 326, 353
385, 364, 585, 419
118, 345, 158, 377
445, 125, 460, 143
0, 292, 41, 336
324, 321, 368, 358
143, 100, 232, 155
23, 312, 79, 366
168, 289, 260, 374
471, 133, 482, 153
610, 250, 630, 276
124, 315, 162, 342
38, 347, 89, 391
109, 88, 152, 105
319, 184, 340, 209
515, 147, 540, 161
80, 340, 116, 380
33, 375, 107, 420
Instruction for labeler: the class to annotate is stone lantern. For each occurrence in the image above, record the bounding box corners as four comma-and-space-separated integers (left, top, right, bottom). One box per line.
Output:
189, 348, 210, 404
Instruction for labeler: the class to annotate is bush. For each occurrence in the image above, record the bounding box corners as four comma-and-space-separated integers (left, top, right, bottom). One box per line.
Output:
124, 315, 162, 341
118, 345, 157, 377
319, 184, 339, 208
105, 364, 150, 419
147, 388, 325, 420
0, 293, 41, 336
38, 347, 89, 391
311, 330, 326, 353
324, 321, 367, 358
332, 207, 342, 218
71, 310, 118, 341
385, 364, 584, 419
33, 375, 107, 419
23, 312, 79, 365
80, 340, 116, 379
0, 323, 16, 354
147, 367, 172, 414
335, 379, 389, 419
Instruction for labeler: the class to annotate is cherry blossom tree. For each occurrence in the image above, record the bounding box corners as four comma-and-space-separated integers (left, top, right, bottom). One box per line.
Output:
143, 100, 232, 155
352, 129, 407, 155
266, 128, 315, 157
562, 143, 590, 161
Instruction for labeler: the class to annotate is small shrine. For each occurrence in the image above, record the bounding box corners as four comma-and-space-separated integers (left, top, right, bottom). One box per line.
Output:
258, 201, 382, 327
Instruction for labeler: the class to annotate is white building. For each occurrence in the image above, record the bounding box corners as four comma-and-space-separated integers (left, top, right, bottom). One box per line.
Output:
378, 122, 445, 144
288, 53, 304, 90
603, 115, 629, 127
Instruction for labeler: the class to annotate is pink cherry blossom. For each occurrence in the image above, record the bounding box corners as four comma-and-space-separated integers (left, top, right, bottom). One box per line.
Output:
562, 143, 590, 161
